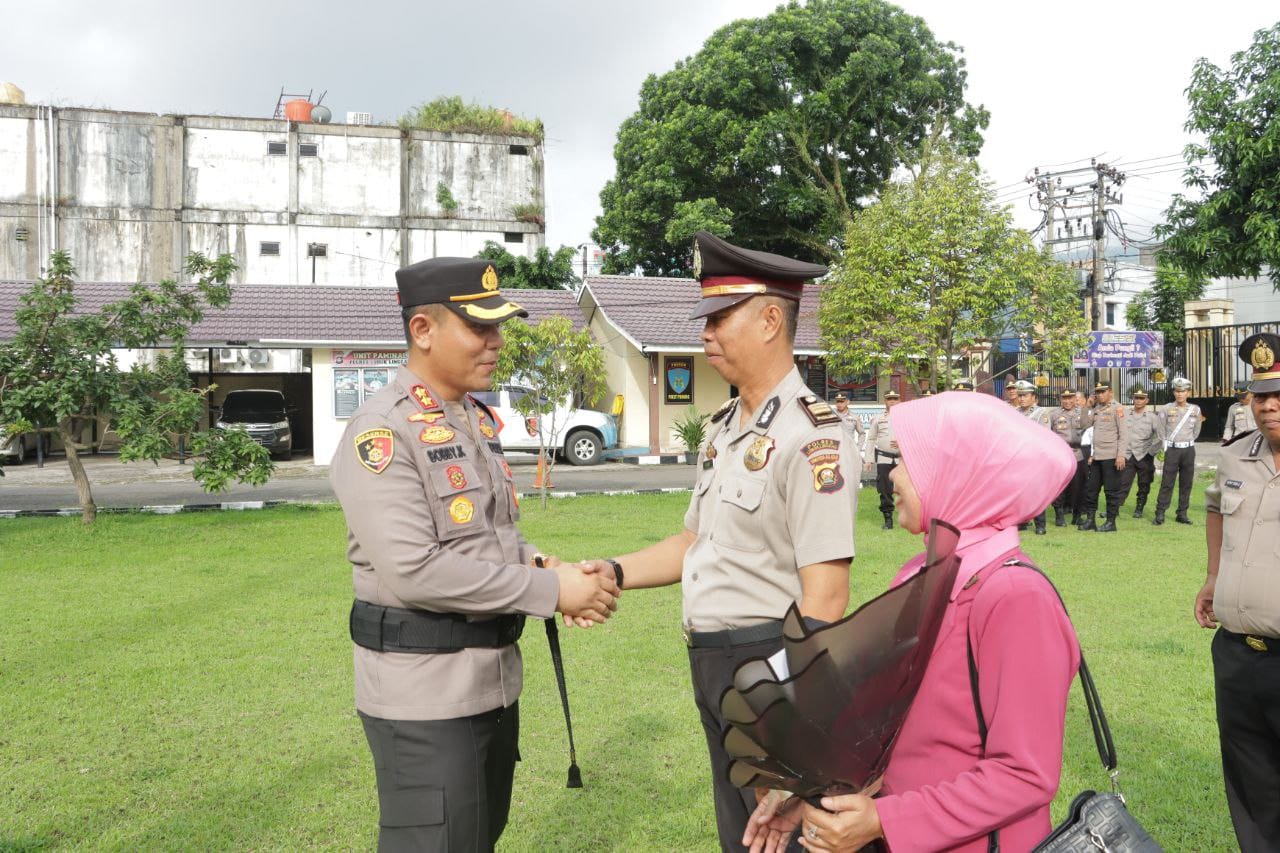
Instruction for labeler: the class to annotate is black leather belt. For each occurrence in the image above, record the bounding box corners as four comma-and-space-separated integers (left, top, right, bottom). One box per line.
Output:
350, 599, 525, 654
683, 621, 783, 649
876, 450, 900, 461
1222, 629, 1280, 654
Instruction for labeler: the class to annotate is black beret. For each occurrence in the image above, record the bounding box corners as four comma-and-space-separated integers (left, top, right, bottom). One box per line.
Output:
395, 257, 528, 326
689, 231, 827, 319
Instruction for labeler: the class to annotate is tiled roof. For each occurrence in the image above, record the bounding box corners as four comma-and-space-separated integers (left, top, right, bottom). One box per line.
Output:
0, 281, 584, 345
582, 275, 825, 351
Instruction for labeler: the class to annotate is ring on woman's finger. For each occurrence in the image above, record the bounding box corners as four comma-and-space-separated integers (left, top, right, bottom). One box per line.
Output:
806, 824, 818, 840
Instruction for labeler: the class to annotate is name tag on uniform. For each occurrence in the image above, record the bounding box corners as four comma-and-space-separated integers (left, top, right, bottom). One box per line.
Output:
1226, 479, 1243, 489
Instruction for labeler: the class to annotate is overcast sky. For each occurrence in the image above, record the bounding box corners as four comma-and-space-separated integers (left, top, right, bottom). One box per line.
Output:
3, 0, 1276, 259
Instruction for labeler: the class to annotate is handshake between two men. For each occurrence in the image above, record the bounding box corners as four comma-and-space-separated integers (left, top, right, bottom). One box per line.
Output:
540, 556, 624, 627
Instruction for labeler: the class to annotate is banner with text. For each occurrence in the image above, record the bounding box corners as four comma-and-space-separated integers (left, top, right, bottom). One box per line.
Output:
1072, 331, 1164, 369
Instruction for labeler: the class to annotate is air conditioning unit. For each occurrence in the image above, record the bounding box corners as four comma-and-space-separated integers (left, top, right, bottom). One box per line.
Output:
247, 348, 271, 368
217, 347, 239, 364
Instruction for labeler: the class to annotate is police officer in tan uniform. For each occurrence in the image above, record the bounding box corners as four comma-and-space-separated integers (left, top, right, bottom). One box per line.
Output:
581, 231, 856, 851
1223, 384, 1256, 444
1118, 389, 1163, 518
866, 390, 901, 529
1047, 387, 1091, 526
1081, 381, 1128, 531
1013, 380, 1052, 534
1154, 376, 1204, 525
330, 257, 619, 852
952, 378, 975, 391
833, 393, 865, 460
1196, 332, 1280, 852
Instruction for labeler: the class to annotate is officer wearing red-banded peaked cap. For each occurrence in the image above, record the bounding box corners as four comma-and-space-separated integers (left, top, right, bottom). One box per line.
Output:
395, 257, 529, 325
1241, 333, 1280, 394
689, 231, 827, 319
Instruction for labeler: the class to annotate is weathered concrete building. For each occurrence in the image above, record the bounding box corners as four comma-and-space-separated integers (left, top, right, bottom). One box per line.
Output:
0, 104, 545, 285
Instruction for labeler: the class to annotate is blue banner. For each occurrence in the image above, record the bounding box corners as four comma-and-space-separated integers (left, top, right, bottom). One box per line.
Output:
1073, 331, 1165, 369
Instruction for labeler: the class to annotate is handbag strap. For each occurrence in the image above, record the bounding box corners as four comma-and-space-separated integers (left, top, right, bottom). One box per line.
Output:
966, 559, 1119, 852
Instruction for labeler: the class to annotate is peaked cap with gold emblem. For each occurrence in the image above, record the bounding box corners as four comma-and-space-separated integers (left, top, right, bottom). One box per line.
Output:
395, 257, 529, 326
689, 230, 827, 319
1240, 332, 1280, 394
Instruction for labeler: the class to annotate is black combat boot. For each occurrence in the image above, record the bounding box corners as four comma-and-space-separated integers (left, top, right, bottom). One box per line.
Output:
1133, 501, 1145, 519
1152, 511, 1165, 525
1070, 512, 1081, 526
1017, 522, 1029, 531
1175, 513, 1193, 525
1054, 508, 1067, 527
1078, 515, 1097, 531
1098, 515, 1117, 533
1035, 517, 1047, 535
882, 512, 894, 530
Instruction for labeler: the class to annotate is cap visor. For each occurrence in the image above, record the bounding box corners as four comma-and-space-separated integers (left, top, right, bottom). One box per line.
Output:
1249, 378, 1280, 394
447, 295, 528, 325
690, 293, 756, 320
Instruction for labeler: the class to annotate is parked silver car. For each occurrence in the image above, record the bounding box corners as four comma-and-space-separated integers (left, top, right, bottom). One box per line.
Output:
0, 427, 46, 465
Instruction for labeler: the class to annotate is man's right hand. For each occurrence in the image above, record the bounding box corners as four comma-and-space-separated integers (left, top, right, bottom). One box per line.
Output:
1195, 574, 1218, 629
554, 563, 619, 625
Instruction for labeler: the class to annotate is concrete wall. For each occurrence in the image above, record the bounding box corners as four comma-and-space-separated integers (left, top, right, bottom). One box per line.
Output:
0, 105, 545, 285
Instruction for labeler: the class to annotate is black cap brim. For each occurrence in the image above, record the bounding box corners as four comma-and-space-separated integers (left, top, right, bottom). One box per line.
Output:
1249, 377, 1280, 394
443, 294, 528, 326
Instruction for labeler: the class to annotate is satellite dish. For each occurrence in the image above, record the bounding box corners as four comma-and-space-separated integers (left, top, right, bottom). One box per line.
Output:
311, 104, 332, 124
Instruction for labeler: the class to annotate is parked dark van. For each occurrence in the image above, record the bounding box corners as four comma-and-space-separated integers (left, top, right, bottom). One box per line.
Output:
214, 389, 293, 460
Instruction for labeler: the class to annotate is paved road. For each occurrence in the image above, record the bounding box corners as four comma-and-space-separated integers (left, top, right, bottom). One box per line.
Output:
0, 453, 702, 512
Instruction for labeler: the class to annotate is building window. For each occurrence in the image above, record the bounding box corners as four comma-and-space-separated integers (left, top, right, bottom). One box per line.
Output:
503, 232, 524, 244
267, 142, 287, 155
509, 145, 529, 156
1106, 302, 1117, 327
299, 143, 318, 157
260, 241, 281, 256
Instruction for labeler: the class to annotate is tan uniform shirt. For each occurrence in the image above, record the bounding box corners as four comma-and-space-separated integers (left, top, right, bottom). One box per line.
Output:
330, 366, 556, 721
836, 408, 865, 462
1124, 408, 1163, 459
1160, 401, 1203, 446
1224, 402, 1257, 442
1089, 401, 1128, 459
682, 367, 857, 632
1046, 406, 1087, 461
1205, 433, 1280, 637
866, 411, 897, 461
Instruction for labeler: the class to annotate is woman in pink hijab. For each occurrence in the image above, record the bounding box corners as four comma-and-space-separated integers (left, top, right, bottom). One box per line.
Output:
746, 392, 1082, 852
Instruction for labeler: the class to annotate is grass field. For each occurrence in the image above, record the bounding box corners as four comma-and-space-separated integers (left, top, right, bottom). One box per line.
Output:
0, 479, 1234, 851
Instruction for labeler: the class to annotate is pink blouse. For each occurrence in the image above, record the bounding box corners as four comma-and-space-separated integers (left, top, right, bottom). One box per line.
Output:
874, 541, 1081, 852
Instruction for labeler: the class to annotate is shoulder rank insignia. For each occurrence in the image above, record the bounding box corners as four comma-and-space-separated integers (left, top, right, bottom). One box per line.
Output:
1250, 432, 1265, 458
410, 385, 440, 411
800, 395, 840, 426
448, 495, 475, 524
1224, 428, 1257, 448
744, 435, 775, 471
711, 397, 738, 425
756, 396, 781, 429
354, 428, 394, 475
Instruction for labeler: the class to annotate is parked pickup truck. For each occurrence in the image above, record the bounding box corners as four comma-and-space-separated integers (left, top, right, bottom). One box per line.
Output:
469, 384, 618, 466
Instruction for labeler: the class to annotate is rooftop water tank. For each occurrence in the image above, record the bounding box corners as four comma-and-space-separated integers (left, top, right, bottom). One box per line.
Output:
283, 98, 314, 122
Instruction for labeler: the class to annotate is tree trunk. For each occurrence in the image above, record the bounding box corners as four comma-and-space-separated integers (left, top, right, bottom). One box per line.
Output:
61, 419, 97, 524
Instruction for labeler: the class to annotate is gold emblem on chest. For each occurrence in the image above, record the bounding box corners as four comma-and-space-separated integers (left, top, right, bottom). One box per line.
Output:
743, 435, 776, 471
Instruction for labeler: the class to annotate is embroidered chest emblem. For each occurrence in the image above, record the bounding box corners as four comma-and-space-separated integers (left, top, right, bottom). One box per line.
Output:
419, 425, 456, 444
446, 465, 468, 490
449, 496, 474, 524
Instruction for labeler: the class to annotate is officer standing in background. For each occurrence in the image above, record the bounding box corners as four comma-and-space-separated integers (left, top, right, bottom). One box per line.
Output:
330, 257, 619, 851
579, 231, 857, 851
1223, 384, 1256, 444
1120, 389, 1163, 518
833, 393, 865, 461
866, 390, 901, 530
952, 379, 975, 391
1047, 387, 1091, 527
1081, 381, 1128, 532
1154, 376, 1204, 525
1002, 382, 1019, 406
1013, 380, 1051, 534
1196, 332, 1280, 852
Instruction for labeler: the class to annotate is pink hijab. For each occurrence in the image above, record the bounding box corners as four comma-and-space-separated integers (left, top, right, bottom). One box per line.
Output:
890, 392, 1076, 586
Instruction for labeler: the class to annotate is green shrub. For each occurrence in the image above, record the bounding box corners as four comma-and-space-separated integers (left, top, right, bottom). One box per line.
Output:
399, 96, 543, 140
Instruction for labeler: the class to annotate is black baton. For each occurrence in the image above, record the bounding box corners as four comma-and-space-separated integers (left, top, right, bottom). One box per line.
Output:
535, 556, 582, 788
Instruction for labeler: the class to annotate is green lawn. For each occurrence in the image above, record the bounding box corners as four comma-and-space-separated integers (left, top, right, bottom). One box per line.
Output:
0, 480, 1233, 851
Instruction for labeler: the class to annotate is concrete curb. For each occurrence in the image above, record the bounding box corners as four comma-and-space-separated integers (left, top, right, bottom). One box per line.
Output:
0, 488, 695, 519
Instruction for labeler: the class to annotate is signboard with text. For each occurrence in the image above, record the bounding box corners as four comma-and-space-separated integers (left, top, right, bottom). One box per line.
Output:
331, 349, 407, 367
664, 356, 694, 404
1072, 331, 1164, 369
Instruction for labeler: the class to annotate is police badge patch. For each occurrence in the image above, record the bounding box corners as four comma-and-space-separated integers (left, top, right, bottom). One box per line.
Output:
744, 435, 775, 471
446, 465, 468, 490
354, 428, 394, 475
812, 459, 844, 494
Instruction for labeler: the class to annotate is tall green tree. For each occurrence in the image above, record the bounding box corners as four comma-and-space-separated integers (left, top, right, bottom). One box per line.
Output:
821, 145, 1088, 392
1158, 22, 1280, 286
492, 317, 607, 506
0, 252, 272, 523
1125, 259, 1206, 344
593, 0, 988, 275
475, 242, 580, 290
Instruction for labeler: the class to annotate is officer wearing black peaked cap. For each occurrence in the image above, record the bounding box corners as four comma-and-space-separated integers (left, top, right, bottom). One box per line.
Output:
1199, 332, 1280, 852
579, 231, 858, 850
330, 256, 619, 851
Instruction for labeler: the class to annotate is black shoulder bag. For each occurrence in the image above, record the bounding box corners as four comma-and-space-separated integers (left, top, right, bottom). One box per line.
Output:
967, 560, 1162, 853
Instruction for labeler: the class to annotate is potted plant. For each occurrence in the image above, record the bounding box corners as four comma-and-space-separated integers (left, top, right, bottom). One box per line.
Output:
673, 406, 710, 463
